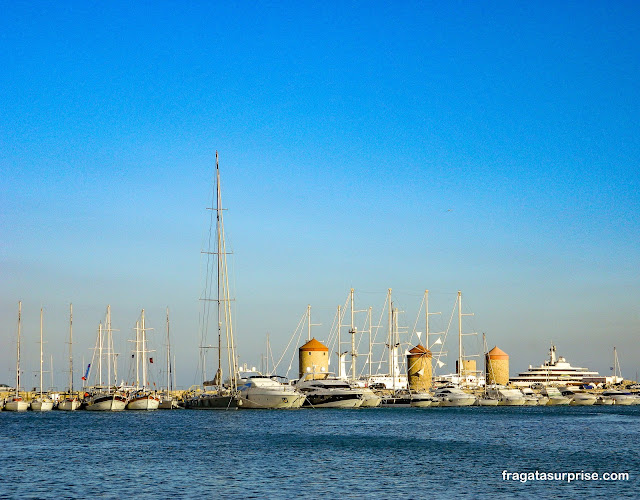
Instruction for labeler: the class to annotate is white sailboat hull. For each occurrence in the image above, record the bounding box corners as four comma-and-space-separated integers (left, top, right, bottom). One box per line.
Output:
84, 394, 127, 411
58, 399, 81, 411
5, 399, 29, 412
126, 395, 160, 410
30, 398, 54, 412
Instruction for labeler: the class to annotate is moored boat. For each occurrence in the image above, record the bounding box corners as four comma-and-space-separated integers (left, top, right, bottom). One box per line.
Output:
541, 387, 570, 405
433, 387, 476, 407
237, 375, 305, 409
296, 376, 363, 408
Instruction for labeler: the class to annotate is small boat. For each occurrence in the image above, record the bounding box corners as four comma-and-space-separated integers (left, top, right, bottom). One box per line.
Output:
31, 308, 53, 412
125, 310, 160, 411
237, 375, 305, 409
560, 388, 596, 406
84, 390, 128, 411
541, 387, 570, 405
83, 307, 127, 411
601, 390, 634, 405
5, 303, 29, 412
433, 387, 476, 407
59, 304, 80, 411
487, 387, 525, 406
410, 392, 436, 407
520, 388, 539, 406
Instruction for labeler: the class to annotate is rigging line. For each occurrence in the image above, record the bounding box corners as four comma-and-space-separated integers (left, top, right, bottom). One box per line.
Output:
272, 310, 307, 375
433, 296, 457, 372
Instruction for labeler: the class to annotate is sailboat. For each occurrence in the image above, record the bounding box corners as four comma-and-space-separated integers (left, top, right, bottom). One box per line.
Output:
83, 306, 127, 411
159, 308, 179, 409
30, 308, 54, 412
58, 304, 81, 411
126, 309, 160, 410
186, 152, 238, 410
5, 302, 29, 412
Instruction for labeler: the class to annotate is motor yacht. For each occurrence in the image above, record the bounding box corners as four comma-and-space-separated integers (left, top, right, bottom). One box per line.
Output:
560, 388, 596, 406
487, 387, 525, 406
594, 395, 614, 405
432, 387, 476, 407
601, 390, 634, 405
237, 375, 305, 409
296, 376, 363, 408
410, 392, 436, 407
541, 387, 570, 405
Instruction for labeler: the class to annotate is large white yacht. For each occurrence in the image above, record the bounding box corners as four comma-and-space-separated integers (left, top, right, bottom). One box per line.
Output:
432, 387, 476, 407
296, 376, 363, 408
510, 345, 601, 387
237, 375, 305, 409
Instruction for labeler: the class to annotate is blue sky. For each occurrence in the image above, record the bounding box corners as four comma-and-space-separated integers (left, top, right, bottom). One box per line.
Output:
1, 2, 639, 388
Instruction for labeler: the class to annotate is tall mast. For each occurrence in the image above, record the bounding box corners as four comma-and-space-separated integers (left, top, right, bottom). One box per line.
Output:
307, 305, 312, 341
69, 303, 74, 393
387, 288, 392, 381
216, 151, 223, 389
350, 288, 356, 382
337, 304, 341, 377
135, 321, 140, 388
39, 308, 44, 397
368, 306, 372, 379
16, 301, 21, 398
106, 305, 112, 389
166, 307, 171, 392
98, 322, 103, 387
141, 309, 147, 389
458, 291, 462, 378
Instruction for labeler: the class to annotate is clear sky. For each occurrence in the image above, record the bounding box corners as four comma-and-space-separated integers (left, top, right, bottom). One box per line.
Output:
1, 1, 639, 389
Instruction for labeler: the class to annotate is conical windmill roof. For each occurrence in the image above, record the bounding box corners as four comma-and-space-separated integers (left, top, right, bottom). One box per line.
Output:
299, 338, 329, 352
408, 344, 432, 356
487, 346, 509, 360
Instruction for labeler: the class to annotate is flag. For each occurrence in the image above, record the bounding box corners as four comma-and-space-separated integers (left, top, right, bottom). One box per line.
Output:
82, 363, 91, 381
150, 357, 154, 364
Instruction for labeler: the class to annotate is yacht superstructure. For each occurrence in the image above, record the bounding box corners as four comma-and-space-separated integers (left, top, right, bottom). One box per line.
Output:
510, 345, 601, 387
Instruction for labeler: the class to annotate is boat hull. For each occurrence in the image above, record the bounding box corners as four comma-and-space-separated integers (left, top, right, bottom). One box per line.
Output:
476, 398, 499, 406
30, 399, 54, 412
186, 394, 237, 409
438, 396, 476, 407
569, 396, 596, 406
5, 399, 29, 412
126, 395, 160, 410
238, 391, 305, 409
546, 397, 570, 406
84, 395, 127, 411
58, 399, 81, 411
159, 398, 179, 409
303, 394, 363, 408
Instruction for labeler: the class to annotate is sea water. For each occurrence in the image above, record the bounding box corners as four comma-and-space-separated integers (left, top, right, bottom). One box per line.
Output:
1, 405, 638, 499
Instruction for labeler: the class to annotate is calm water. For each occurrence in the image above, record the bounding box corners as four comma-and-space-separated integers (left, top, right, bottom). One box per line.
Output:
1, 406, 639, 499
